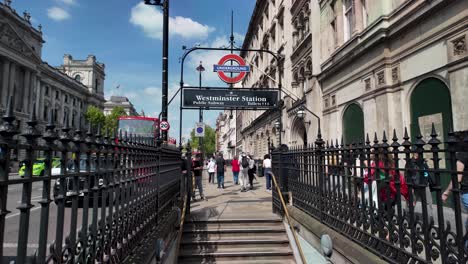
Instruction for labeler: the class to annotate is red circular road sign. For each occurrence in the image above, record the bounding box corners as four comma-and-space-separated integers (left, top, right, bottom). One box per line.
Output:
159, 121, 170, 131
215, 54, 248, 84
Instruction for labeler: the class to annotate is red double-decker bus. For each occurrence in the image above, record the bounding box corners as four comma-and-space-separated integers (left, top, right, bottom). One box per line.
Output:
118, 116, 159, 142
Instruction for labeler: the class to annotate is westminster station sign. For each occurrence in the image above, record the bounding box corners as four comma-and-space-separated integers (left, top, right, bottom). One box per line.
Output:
183, 88, 279, 109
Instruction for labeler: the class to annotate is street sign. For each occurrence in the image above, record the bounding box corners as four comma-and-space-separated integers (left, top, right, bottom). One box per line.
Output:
183, 88, 279, 109
213, 54, 250, 84
159, 121, 170, 131
195, 122, 205, 137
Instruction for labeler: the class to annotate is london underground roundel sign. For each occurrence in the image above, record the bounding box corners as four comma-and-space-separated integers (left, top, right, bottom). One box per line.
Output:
213, 54, 250, 84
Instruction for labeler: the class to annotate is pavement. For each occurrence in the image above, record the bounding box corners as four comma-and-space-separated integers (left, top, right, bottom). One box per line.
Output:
188, 169, 277, 221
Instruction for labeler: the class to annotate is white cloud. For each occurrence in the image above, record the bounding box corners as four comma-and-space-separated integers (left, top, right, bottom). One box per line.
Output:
47, 7, 70, 21
130, 3, 215, 40
57, 0, 76, 5
144, 87, 161, 96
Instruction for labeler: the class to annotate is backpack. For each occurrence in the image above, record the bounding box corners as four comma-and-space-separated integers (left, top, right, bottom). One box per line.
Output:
241, 157, 249, 168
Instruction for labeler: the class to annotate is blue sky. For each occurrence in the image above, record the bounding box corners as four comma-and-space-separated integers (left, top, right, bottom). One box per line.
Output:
12, 0, 255, 141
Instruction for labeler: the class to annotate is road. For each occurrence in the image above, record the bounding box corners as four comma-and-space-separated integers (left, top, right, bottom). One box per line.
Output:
3, 177, 104, 257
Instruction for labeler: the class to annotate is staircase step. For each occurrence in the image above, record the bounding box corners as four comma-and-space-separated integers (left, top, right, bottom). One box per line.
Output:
185, 219, 283, 229
181, 239, 290, 245
183, 227, 285, 234
178, 260, 295, 264
184, 225, 285, 232
182, 232, 288, 241
178, 250, 295, 262
180, 240, 291, 253
186, 218, 282, 224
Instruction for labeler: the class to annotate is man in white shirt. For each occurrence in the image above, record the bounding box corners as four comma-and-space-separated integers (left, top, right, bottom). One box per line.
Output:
263, 154, 272, 191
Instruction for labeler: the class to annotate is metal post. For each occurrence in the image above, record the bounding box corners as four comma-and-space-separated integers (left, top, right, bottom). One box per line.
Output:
196, 62, 205, 160
161, 0, 169, 142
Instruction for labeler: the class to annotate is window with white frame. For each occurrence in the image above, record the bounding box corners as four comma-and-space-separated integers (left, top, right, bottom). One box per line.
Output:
343, 0, 354, 41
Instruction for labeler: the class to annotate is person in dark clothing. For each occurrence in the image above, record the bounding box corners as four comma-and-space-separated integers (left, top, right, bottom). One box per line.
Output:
248, 155, 257, 190
406, 152, 434, 218
215, 153, 226, 189
192, 155, 206, 201
443, 151, 468, 249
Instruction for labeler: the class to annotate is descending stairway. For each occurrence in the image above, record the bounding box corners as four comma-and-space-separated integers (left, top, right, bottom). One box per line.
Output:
178, 218, 296, 264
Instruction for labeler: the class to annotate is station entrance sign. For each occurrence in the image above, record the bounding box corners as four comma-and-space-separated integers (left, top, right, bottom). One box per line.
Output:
183, 88, 278, 109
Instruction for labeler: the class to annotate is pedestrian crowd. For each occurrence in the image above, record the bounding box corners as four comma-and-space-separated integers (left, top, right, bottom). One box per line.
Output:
181, 151, 275, 202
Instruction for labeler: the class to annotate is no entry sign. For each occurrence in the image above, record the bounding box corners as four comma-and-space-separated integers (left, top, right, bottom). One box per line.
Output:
213, 54, 250, 84
159, 121, 170, 131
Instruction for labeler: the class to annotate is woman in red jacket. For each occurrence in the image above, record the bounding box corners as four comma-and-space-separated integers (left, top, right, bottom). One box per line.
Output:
364, 154, 409, 205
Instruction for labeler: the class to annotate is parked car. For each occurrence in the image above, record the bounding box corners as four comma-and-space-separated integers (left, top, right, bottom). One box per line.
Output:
52, 156, 105, 206
19, 157, 61, 177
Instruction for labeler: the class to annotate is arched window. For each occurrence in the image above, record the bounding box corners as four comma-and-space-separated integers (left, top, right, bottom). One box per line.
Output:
74, 74, 81, 82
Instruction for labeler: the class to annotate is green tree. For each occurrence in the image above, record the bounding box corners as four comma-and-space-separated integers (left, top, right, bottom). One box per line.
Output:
190, 124, 216, 158
85, 106, 105, 128
105, 106, 128, 132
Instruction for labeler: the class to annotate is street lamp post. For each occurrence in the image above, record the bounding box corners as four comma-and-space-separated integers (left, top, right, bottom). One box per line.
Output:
296, 106, 321, 135
144, 0, 169, 141
196, 62, 205, 160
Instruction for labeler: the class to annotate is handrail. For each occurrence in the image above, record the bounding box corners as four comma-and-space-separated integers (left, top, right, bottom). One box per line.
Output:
174, 193, 188, 259
270, 171, 307, 264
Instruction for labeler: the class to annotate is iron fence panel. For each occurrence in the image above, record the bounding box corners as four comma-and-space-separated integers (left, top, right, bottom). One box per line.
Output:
0, 97, 185, 264
272, 127, 468, 264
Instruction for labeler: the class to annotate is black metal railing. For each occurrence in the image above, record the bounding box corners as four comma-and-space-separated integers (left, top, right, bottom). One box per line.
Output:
271, 126, 468, 264
0, 97, 186, 264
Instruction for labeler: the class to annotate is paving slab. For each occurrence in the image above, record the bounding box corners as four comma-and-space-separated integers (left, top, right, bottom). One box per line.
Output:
187, 170, 278, 221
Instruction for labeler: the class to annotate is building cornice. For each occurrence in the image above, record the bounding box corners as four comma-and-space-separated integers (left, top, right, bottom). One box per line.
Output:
319, 0, 453, 80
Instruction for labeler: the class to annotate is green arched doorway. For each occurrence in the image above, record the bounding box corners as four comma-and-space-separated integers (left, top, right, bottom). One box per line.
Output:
343, 103, 365, 145
410, 77, 453, 205
410, 77, 453, 140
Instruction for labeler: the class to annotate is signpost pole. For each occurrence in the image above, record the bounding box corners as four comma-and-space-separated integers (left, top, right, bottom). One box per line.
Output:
196, 62, 205, 161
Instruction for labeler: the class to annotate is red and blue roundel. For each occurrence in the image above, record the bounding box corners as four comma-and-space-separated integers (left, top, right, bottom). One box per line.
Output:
213, 54, 250, 84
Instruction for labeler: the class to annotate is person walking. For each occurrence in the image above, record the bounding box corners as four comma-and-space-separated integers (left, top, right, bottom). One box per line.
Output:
406, 151, 434, 218
248, 155, 257, 190
215, 153, 226, 189
192, 154, 207, 201
240, 153, 250, 192
231, 156, 240, 185
263, 154, 272, 191
207, 157, 216, 184
442, 147, 468, 249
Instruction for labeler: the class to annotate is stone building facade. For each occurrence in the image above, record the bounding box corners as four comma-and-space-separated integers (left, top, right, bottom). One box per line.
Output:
319, 0, 468, 146
104, 96, 138, 116
215, 111, 237, 159
238, 0, 468, 159
0, 1, 105, 133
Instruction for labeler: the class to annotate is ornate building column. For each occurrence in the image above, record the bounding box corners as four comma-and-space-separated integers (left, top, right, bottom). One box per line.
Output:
23, 69, 31, 113
29, 72, 37, 114
1, 59, 10, 107
8, 62, 16, 105
35, 78, 42, 120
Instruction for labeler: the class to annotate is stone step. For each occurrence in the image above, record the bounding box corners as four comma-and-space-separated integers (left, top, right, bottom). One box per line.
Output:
182, 227, 287, 240
177, 251, 295, 263
185, 218, 282, 228
184, 222, 284, 231
180, 239, 291, 253
178, 260, 295, 264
